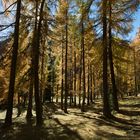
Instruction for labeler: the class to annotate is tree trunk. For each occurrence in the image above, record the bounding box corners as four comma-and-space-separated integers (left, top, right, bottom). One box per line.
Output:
40, 41, 45, 103
93, 70, 96, 100
81, 8, 86, 112
33, 0, 45, 126
61, 34, 64, 110
5, 0, 21, 126
108, 0, 119, 111
26, 68, 33, 119
74, 51, 77, 106
17, 92, 21, 117
64, 2, 68, 113
87, 61, 90, 105
70, 39, 73, 106
134, 47, 137, 96
56, 85, 59, 103
102, 0, 112, 118
90, 65, 93, 103
79, 51, 82, 107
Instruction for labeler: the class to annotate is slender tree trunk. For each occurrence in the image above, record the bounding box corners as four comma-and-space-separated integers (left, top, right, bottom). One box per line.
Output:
40, 41, 45, 103
64, 2, 68, 113
79, 51, 82, 107
26, 68, 33, 119
5, 0, 21, 126
70, 68, 73, 106
61, 34, 64, 110
17, 92, 21, 117
74, 51, 77, 106
81, 8, 86, 112
70, 39, 73, 106
90, 65, 93, 103
56, 85, 59, 103
102, 0, 112, 118
108, 0, 119, 111
33, 0, 45, 126
87, 61, 90, 105
93, 70, 96, 100
134, 47, 137, 96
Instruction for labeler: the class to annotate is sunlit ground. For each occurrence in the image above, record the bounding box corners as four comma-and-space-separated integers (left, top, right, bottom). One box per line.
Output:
0, 96, 140, 140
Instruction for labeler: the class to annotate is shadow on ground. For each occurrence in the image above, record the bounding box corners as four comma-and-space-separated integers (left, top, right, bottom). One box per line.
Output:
0, 119, 84, 140
0, 98, 140, 140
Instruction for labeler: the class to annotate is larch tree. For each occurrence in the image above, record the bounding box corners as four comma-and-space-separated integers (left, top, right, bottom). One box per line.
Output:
102, 0, 112, 118
5, 0, 22, 126
64, 0, 69, 113
34, 0, 46, 125
108, 0, 119, 111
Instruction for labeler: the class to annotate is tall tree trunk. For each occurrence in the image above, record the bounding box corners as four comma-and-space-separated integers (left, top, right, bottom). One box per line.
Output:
56, 85, 59, 103
102, 0, 112, 118
134, 47, 137, 96
81, 7, 86, 112
5, 0, 21, 126
93, 70, 96, 100
70, 39, 73, 106
79, 51, 82, 107
108, 0, 119, 111
33, 0, 45, 126
26, 67, 33, 119
61, 34, 64, 110
74, 51, 77, 106
70, 66, 74, 106
64, 2, 68, 113
17, 92, 21, 117
87, 61, 90, 105
90, 65, 93, 103
40, 41, 45, 103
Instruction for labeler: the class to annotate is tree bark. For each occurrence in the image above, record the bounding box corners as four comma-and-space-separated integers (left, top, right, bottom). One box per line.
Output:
90, 65, 93, 103
87, 61, 90, 105
26, 67, 33, 119
5, 0, 21, 126
108, 0, 119, 111
102, 0, 112, 118
74, 51, 77, 106
64, 1, 68, 113
134, 47, 138, 96
81, 6, 86, 112
33, 0, 45, 126
79, 51, 82, 107
61, 34, 64, 110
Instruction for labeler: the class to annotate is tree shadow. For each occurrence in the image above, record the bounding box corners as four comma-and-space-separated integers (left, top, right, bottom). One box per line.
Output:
120, 103, 140, 108
53, 118, 84, 140
118, 109, 140, 116
0, 116, 85, 140
105, 115, 140, 126
94, 127, 139, 140
67, 110, 140, 139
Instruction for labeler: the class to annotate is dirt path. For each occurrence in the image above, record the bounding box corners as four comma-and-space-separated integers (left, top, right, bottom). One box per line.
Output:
0, 97, 140, 140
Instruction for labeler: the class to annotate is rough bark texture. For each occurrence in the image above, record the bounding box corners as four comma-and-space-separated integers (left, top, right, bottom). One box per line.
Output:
64, 3, 68, 113
102, 0, 112, 117
81, 9, 86, 112
5, 0, 21, 126
79, 51, 82, 107
61, 35, 64, 110
74, 51, 77, 106
108, 0, 119, 111
33, 0, 45, 126
26, 67, 33, 119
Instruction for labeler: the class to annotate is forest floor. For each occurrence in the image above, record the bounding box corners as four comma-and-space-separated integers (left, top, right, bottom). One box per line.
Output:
0, 96, 140, 140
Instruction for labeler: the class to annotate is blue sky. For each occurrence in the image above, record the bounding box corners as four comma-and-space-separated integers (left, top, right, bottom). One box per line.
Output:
128, 8, 140, 40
